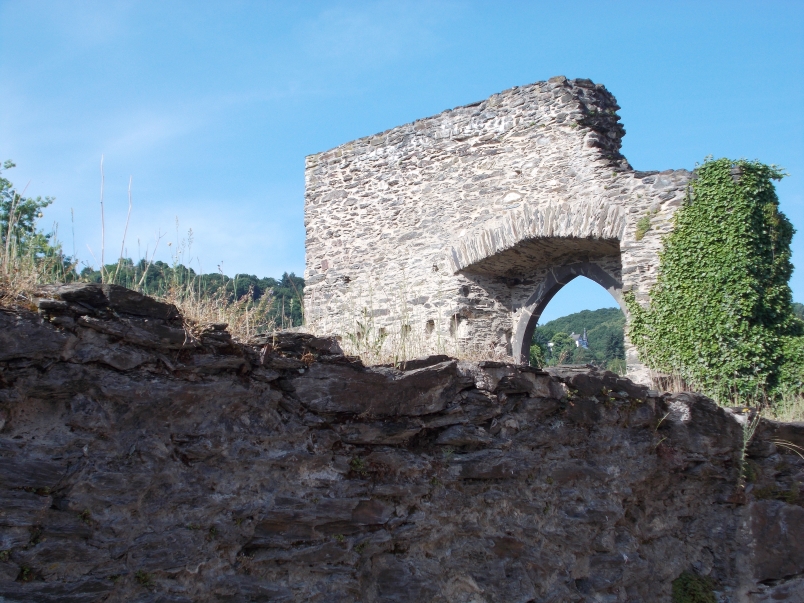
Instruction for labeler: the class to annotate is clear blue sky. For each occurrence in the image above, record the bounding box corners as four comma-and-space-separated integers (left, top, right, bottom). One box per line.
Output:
1, 1, 802, 323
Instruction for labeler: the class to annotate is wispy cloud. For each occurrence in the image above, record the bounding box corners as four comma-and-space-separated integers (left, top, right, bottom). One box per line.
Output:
103, 111, 200, 157
298, 1, 458, 69
10, 0, 137, 49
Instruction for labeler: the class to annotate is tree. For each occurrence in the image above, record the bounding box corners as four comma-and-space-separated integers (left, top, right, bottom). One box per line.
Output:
627, 158, 801, 401
0, 160, 72, 283
1, 160, 56, 257
531, 308, 625, 368
529, 343, 546, 368
549, 332, 577, 364
603, 330, 624, 361
573, 346, 596, 365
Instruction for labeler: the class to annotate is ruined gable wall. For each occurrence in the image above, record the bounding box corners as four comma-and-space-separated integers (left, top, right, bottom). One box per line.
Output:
304, 77, 690, 369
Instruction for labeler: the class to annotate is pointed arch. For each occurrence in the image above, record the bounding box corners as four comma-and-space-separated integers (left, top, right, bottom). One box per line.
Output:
511, 262, 625, 363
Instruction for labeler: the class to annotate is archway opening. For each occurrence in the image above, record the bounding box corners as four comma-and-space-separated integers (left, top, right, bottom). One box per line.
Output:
528, 276, 626, 373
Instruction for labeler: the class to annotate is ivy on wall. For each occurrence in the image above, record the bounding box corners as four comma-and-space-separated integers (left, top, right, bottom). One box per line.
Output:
627, 157, 802, 401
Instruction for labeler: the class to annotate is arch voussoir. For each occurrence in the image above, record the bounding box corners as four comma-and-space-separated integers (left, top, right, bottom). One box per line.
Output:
448, 200, 625, 275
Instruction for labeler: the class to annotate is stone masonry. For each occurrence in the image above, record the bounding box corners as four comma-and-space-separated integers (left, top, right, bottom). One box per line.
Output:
303, 76, 691, 381
2, 284, 804, 601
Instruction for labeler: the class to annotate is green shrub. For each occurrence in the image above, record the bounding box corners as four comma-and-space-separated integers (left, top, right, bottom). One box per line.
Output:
628, 158, 800, 402
779, 335, 804, 394
529, 344, 545, 368
672, 571, 716, 603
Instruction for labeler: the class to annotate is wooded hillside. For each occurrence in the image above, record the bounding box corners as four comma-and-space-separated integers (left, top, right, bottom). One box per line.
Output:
530, 307, 626, 372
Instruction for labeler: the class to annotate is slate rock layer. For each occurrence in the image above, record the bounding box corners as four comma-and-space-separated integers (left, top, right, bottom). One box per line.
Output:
0, 284, 803, 601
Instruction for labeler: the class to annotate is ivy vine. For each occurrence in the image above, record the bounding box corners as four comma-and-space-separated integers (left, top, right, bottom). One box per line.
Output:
627, 157, 803, 402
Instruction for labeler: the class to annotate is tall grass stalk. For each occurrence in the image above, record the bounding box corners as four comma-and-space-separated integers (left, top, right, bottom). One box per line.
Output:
112, 176, 133, 284
99, 155, 106, 282
2, 180, 30, 276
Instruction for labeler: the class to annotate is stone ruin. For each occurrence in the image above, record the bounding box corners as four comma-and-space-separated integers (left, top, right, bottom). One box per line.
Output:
1, 283, 803, 601
303, 76, 691, 381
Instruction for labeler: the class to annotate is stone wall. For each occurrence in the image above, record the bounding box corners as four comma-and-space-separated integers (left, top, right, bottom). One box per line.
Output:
303, 76, 691, 380
1, 284, 803, 602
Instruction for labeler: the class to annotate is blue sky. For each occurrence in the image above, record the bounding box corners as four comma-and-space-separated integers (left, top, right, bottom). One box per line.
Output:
1, 1, 802, 323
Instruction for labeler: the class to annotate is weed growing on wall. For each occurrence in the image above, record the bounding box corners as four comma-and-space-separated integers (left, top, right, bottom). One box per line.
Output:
627, 158, 803, 403
671, 571, 716, 603
634, 212, 654, 241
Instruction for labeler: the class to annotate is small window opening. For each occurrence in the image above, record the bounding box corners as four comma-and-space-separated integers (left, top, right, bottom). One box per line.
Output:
449, 314, 468, 338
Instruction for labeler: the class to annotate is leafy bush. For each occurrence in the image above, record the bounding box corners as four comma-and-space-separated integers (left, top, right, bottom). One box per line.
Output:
627, 158, 801, 402
529, 343, 545, 368
779, 335, 804, 394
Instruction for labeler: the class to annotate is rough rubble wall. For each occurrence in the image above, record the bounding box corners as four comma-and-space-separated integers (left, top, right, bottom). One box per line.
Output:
1, 284, 804, 602
303, 76, 691, 378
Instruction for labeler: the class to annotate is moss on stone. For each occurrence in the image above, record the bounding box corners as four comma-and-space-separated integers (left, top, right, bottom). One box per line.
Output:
671, 571, 716, 603
634, 214, 652, 241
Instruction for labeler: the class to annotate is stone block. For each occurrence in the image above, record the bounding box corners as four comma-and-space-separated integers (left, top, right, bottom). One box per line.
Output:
751, 500, 804, 582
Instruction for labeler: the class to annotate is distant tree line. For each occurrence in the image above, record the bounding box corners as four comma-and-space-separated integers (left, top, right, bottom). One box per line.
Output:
79, 259, 304, 328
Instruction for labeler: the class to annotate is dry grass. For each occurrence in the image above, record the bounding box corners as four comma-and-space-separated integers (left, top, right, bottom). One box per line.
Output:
0, 251, 75, 308
647, 369, 804, 423
0, 250, 276, 342
331, 321, 515, 367
762, 393, 804, 423
161, 282, 275, 341
304, 277, 514, 367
